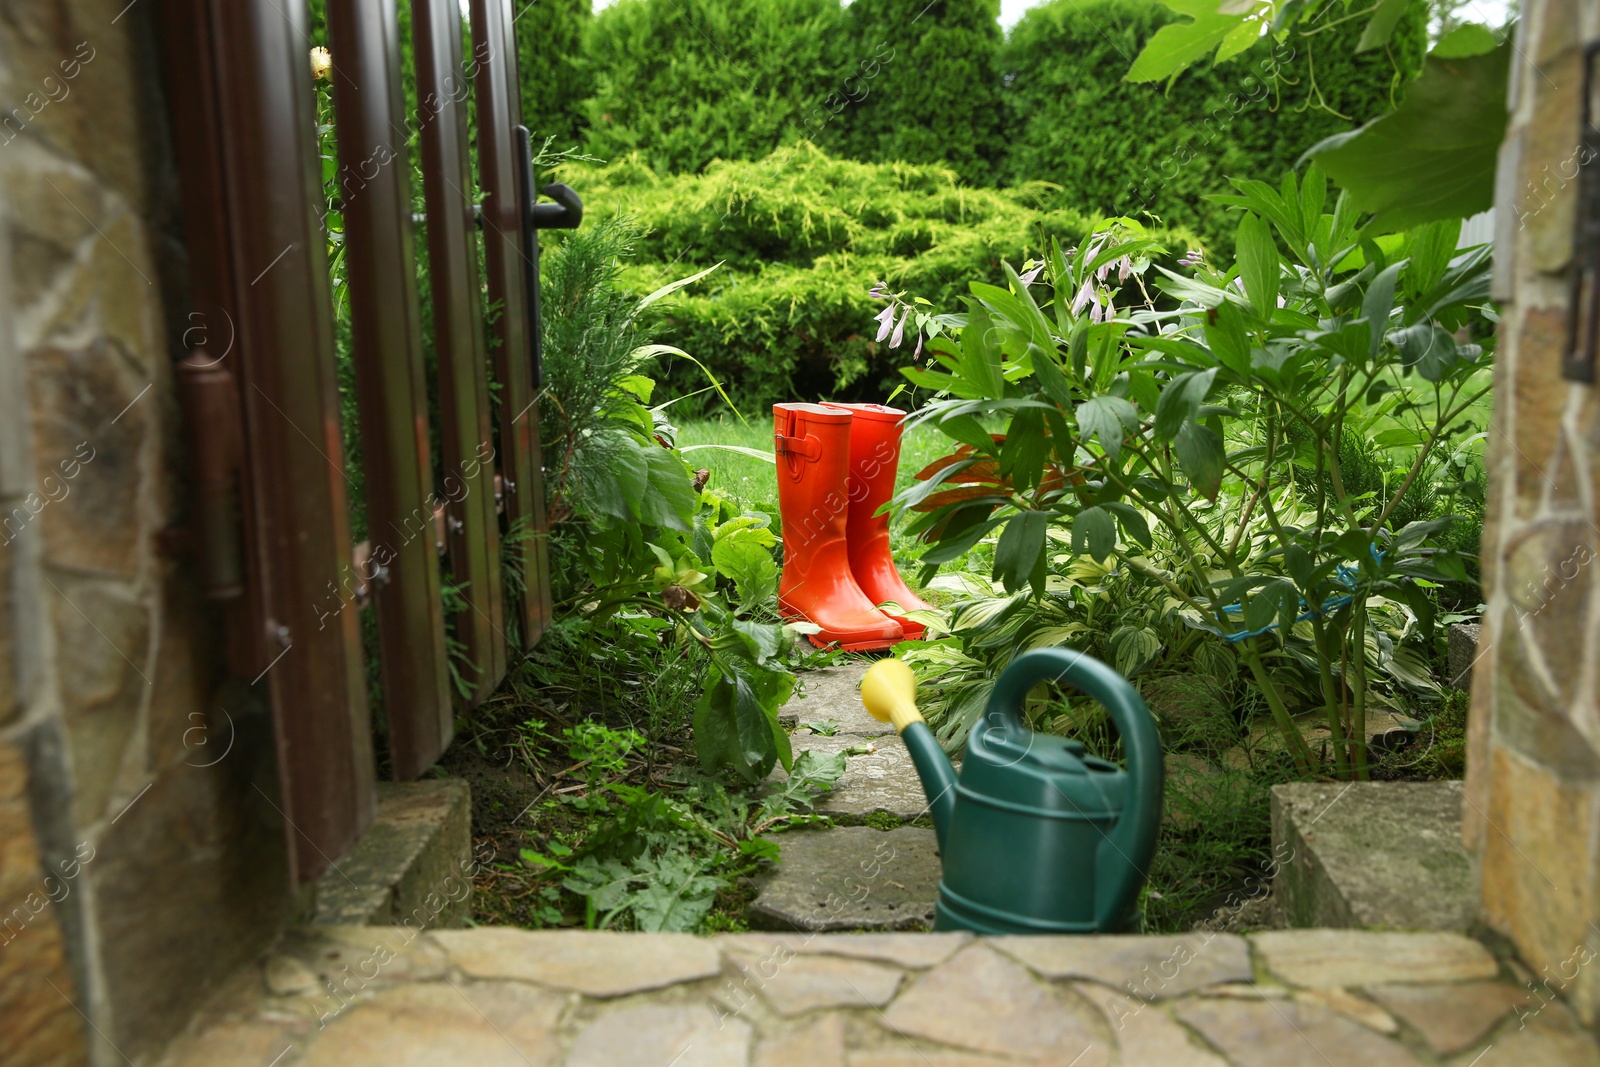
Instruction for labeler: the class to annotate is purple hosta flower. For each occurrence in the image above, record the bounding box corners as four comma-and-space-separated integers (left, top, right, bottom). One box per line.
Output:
1090, 300, 1105, 325
1096, 261, 1111, 283
1105, 292, 1116, 321
868, 282, 889, 301
889, 305, 911, 348
1177, 249, 1205, 268
912, 332, 925, 362
1018, 263, 1045, 285
874, 303, 897, 342
1117, 256, 1133, 283
1071, 280, 1095, 316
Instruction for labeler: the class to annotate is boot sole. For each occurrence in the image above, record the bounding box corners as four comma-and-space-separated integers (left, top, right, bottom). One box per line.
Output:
806, 632, 902, 652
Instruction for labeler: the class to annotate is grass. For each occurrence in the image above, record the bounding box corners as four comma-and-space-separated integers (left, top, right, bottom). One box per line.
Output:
676, 414, 955, 510
677, 413, 960, 573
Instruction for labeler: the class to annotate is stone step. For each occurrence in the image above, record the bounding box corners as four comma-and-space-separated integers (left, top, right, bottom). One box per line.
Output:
1271, 780, 1477, 931
750, 825, 942, 932
311, 779, 473, 928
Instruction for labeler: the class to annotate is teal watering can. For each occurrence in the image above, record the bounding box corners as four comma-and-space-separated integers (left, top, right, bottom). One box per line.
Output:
862, 647, 1163, 933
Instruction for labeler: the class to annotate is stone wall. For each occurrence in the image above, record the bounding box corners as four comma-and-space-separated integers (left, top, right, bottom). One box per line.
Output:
1472, 0, 1600, 1030
0, 3, 294, 1064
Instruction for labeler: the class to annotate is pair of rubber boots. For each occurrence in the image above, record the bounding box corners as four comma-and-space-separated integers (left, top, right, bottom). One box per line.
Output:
774, 403, 932, 650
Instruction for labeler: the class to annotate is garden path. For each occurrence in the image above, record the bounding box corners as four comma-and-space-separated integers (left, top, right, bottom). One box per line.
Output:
756, 661, 943, 930
157, 925, 1592, 1066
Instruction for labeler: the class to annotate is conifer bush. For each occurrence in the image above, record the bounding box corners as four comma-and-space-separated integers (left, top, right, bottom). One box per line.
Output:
551, 143, 1192, 411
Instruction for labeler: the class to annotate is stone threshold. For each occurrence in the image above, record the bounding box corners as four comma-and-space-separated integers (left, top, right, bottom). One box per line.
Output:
153, 926, 1595, 1067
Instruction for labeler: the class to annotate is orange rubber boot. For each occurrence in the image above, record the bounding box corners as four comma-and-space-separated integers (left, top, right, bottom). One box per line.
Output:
774, 404, 904, 651
821, 403, 934, 639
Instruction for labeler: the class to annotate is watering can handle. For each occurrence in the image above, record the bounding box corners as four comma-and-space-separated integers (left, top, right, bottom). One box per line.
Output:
989, 648, 1164, 931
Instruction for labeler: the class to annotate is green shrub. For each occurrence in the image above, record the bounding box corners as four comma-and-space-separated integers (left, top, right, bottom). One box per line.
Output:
577, 0, 844, 174
816, 0, 1006, 185
552, 143, 1194, 412
514, 0, 594, 148
998, 0, 1429, 244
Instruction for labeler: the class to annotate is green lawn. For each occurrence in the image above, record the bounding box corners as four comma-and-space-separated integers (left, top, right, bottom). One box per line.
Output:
676, 413, 962, 577
675, 414, 955, 513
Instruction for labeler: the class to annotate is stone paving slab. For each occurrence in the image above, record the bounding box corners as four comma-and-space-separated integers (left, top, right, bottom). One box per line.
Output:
775, 733, 935, 819
769, 660, 938, 819
750, 826, 941, 931
777, 662, 886, 736
155, 926, 1594, 1067
1253, 929, 1499, 986
156, 927, 1593, 1067
994, 932, 1254, 998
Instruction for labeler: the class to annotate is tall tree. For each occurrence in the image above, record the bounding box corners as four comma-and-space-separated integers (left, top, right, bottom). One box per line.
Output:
820, 0, 1006, 186
516, 0, 594, 148
578, 0, 844, 174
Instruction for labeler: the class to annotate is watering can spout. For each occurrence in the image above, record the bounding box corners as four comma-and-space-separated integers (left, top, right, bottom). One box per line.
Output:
862, 659, 956, 847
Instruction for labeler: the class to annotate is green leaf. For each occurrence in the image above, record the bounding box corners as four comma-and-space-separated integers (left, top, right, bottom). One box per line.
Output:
1174, 420, 1224, 500
1155, 267, 1249, 309
1000, 407, 1049, 494
636, 262, 722, 312
1109, 624, 1163, 676
1235, 213, 1279, 320
1393, 322, 1460, 381
1075, 395, 1138, 461
1031, 343, 1076, 408
1213, 17, 1262, 65
679, 444, 776, 463
1206, 302, 1252, 377
1362, 262, 1405, 356
1071, 505, 1117, 563
1357, 0, 1410, 52
1304, 41, 1511, 232
693, 661, 793, 782
993, 511, 1049, 591
960, 301, 1007, 399
1154, 368, 1218, 442
583, 433, 649, 522
1102, 501, 1153, 550
1284, 544, 1313, 594
623, 851, 726, 933
633, 342, 744, 422
1125, 0, 1249, 83
637, 443, 697, 531
920, 510, 1005, 564
711, 534, 779, 608
1433, 22, 1500, 58
939, 412, 997, 454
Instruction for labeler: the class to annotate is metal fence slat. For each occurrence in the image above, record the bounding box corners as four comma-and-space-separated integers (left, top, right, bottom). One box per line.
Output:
470, 0, 553, 647
326, 0, 455, 779
166, 0, 378, 885
413, 0, 507, 703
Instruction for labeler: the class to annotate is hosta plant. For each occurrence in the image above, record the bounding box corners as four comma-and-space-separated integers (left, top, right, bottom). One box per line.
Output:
893, 169, 1490, 779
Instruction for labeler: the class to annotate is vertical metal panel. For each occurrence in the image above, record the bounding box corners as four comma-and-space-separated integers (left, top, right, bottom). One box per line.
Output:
164, 0, 377, 884
470, 0, 553, 645
413, 0, 507, 702
326, 0, 455, 778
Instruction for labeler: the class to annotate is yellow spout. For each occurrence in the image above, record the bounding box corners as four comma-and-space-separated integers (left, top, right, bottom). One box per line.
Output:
862, 658, 923, 733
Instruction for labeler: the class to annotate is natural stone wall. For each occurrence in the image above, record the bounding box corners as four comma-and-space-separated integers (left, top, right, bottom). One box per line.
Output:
0, 3, 293, 1064
1472, 0, 1600, 1030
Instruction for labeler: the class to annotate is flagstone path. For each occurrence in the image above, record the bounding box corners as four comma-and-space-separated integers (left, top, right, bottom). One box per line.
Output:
156, 925, 1595, 1066
757, 661, 943, 929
